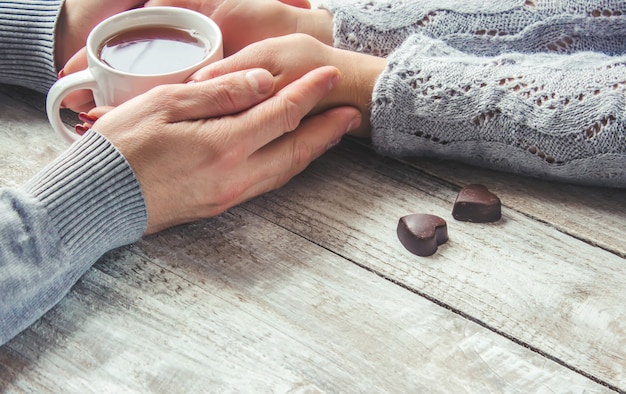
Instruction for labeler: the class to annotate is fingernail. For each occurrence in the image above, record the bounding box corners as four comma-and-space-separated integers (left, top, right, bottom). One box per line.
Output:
326, 137, 342, 150
57, 69, 65, 79
346, 115, 362, 134
246, 69, 273, 94
78, 112, 98, 124
186, 79, 197, 84
75, 124, 89, 136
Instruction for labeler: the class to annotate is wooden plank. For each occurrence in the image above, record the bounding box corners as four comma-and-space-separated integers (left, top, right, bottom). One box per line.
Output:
245, 141, 626, 390
0, 83, 609, 391
3, 83, 623, 255
383, 144, 626, 258
0, 84, 79, 155
0, 84, 46, 113
0, 211, 608, 392
0, 89, 66, 187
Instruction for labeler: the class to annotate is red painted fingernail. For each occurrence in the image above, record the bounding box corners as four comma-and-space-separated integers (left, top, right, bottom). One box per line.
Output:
58, 69, 66, 79
78, 112, 98, 124
75, 124, 89, 136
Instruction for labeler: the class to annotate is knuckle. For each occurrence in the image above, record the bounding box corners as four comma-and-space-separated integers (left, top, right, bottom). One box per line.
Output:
216, 140, 247, 168
278, 97, 304, 131
148, 85, 180, 115
150, 84, 175, 101
208, 81, 240, 113
214, 180, 247, 209
289, 138, 314, 169
290, 33, 317, 46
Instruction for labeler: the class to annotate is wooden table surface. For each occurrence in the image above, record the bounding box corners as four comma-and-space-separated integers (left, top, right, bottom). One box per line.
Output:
1, 83, 625, 393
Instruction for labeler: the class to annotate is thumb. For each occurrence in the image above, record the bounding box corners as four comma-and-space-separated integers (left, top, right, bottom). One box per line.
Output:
61, 46, 88, 75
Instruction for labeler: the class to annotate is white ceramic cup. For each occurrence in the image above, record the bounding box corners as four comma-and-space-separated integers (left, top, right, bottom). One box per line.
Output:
47, 6, 223, 143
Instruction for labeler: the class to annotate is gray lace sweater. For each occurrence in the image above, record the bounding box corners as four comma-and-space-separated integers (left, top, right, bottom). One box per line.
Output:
321, 0, 626, 187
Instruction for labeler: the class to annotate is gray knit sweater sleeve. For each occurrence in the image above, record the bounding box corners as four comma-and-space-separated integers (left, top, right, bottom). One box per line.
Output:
0, 2, 148, 345
320, 0, 626, 187
0, 0, 63, 93
1, 131, 148, 345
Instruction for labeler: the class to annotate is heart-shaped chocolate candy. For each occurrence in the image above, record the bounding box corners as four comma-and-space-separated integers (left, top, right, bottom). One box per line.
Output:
452, 184, 501, 223
397, 214, 448, 257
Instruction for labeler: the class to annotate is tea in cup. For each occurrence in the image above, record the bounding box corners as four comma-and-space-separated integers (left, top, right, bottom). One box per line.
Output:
47, 7, 223, 142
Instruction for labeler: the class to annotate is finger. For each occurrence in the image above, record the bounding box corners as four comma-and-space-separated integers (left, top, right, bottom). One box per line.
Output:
67, 100, 97, 114
189, 34, 316, 90
88, 106, 115, 119
157, 68, 275, 123
235, 106, 362, 206
80, 106, 114, 124
61, 46, 87, 75
231, 65, 340, 153
96, 0, 148, 15
189, 56, 251, 83
59, 47, 97, 111
144, 0, 211, 12
76, 106, 114, 134
278, 0, 311, 9
188, 40, 273, 82
144, 0, 180, 7
121, 0, 147, 10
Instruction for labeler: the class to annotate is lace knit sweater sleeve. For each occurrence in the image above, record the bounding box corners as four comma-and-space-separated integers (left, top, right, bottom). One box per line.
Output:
319, 0, 626, 187
320, 0, 626, 57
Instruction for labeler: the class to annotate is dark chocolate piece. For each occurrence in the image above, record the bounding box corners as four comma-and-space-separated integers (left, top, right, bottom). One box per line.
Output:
452, 184, 501, 223
397, 214, 448, 257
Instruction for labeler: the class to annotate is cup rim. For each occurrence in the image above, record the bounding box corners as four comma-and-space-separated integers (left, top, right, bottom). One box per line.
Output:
86, 6, 222, 78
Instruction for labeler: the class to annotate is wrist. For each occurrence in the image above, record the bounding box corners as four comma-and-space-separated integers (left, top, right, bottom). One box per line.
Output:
329, 49, 387, 137
22, 131, 147, 253
296, 8, 333, 46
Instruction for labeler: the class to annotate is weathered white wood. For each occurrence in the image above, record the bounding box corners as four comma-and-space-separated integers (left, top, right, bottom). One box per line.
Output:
0, 89, 66, 187
0, 84, 621, 392
0, 212, 608, 393
247, 141, 626, 390
401, 151, 626, 258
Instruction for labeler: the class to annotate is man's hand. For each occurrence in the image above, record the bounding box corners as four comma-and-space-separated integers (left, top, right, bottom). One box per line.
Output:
86, 67, 361, 233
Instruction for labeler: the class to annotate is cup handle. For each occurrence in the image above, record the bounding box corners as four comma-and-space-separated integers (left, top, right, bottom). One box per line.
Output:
46, 69, 98, 143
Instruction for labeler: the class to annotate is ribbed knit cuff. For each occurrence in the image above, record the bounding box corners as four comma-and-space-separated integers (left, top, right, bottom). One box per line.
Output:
22, 131, 148, 260
0, 0, 63, 93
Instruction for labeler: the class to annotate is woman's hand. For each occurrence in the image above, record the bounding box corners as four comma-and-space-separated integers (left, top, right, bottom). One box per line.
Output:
144, 0, 334, 55
54, 0, 147, 70
58, 0, 335, 113
87, 67, 361, 234
191, 34, 387, 137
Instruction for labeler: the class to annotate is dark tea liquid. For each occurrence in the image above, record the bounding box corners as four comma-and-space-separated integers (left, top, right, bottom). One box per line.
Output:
98, 26, 210, 74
